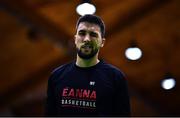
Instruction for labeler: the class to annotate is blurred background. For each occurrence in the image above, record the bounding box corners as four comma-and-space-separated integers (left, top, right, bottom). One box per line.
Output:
0, 0, 180, 116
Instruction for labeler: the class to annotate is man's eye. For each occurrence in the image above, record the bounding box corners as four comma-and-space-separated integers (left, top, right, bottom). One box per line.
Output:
90, 32, 98, 38
78, 31, 86, 36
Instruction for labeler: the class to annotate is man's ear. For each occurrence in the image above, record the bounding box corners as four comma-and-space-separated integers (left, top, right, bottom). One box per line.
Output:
101, 38, 106, 47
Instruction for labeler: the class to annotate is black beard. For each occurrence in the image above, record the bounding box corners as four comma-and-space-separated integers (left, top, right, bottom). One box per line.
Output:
77, 48, 98, 59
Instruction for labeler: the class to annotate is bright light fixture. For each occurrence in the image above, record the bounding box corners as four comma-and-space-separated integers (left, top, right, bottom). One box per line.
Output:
125, 47, 142, 60
76, 2, 96, 16
161, 78, 176, 90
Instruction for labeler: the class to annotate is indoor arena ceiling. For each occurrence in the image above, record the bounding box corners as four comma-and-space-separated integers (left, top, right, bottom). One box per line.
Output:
0, 0, 180, 116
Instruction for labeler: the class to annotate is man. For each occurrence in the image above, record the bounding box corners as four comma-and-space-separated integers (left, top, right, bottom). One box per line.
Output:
45, 14, 131, 116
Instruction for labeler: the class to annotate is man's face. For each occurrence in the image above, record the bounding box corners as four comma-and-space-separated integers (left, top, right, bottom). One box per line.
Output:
75, 22, 105, 59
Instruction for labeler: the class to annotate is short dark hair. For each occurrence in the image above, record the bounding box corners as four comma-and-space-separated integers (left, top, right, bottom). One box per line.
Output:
76, 14, 105, 38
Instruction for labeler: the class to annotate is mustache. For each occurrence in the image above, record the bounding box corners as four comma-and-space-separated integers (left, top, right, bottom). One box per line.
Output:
81, 43, 93, 48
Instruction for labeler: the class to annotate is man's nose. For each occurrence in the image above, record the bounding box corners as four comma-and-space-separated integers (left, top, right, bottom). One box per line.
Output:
84, 34, 90, 42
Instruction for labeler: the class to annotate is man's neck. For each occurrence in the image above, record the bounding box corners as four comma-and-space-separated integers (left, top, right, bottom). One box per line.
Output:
76, 55, 100, 68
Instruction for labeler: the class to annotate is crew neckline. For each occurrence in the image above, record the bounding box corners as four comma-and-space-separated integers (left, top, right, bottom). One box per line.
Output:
74, 60, 103, 70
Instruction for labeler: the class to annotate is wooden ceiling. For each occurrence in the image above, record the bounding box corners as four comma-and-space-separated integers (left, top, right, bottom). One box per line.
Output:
0, 0, 180, 116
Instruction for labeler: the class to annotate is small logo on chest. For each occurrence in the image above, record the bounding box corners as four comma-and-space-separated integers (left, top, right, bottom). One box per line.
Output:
89, 81, 95, 86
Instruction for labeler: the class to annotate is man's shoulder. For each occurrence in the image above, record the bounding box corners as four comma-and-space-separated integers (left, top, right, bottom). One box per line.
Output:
101, 61, 126, 79
101, 61, 122, 72
51, 61, 74, 74
48, 61, 75, 82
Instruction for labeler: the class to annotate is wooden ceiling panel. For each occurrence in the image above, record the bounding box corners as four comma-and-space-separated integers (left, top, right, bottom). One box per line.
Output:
38, 1, 78, 37
101, 0, 180, 115
0, 11, 65, 94
0, 0, 179, 116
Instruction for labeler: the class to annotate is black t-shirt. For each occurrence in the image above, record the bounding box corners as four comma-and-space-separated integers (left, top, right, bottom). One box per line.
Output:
45, 60, 131, 116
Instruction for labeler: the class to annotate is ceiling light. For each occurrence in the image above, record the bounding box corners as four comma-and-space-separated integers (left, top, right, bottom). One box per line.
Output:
125, 40, 142, 60
76, 0, 96, 16
161, 73, 176, 90
125, 47, 142, 60
161, 78, 176, 90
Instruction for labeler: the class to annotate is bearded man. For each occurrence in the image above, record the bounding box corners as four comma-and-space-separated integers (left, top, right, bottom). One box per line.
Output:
45, 14, 131, 117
